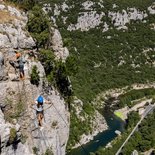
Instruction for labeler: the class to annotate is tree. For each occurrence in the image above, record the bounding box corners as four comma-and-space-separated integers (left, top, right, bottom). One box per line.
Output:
30, 65, 40, 86
39, 49, 55, 74
126, 111, 140, 129
27, 5, 50, 49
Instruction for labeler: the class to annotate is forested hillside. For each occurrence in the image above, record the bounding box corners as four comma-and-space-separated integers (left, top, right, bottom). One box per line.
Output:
43, 0, 155, 104
6, 0, 155, 154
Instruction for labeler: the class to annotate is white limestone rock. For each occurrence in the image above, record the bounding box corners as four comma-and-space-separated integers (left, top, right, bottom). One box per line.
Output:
68, 11, 105, 31
51, 28, 69, 60
61, 2, 69, 12
7, 6, 22, 18
52, 28, 63, 48
0, 4, 5, 10
0, 33, 11, 48
82, 1, 94, 10
108, 8, 148, 29
0, 5, 35, 49
103, 22, 109, 32
148, 4, 155, 14
0, 108, 23, 155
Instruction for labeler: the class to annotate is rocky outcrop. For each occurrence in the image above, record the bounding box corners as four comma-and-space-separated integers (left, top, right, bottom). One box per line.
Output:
72, 110, 107, 148
51, 28, 69, 60
108, 8, 148, 30
0, 51, 69, 155
0, 3, 35, 49
0, 107, 24, 155
0, 3, 69, 155
72, 98, 108, 148
67, 11, 105, 31
0, 37, 70, 154
148, 3, 155, 14
64, 1, 155, 31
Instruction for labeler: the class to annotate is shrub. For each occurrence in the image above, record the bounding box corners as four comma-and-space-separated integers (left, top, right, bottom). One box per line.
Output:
30, 65, 40, 86
9, 128, 17, 143
51, 121, 58, 128
32, 146, 39, 155
44, 148, 54, 155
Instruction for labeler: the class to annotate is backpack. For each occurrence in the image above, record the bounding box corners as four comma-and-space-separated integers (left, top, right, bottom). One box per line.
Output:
37, 96, 44, 104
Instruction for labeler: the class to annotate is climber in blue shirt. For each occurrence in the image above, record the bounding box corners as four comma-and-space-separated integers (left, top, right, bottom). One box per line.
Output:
31, 95, 51, 128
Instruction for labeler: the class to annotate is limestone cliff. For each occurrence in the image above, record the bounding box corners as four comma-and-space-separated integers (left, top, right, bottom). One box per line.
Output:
0, 2, 69, 155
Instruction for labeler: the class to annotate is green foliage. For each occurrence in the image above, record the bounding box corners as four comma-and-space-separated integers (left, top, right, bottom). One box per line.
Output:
4, 100, 25, 122
38, 49, 75, 99
121, 110, 155, 154
55, 61, 72, 98
44, 148, 53, 155
66, 55, 79, 76
118, 88, 155, 108
30, 65, 40, 86
27, 5, 50, 48
20, 133, 28, 144
126, 111, 140, 129
39, 49, 55, 75
95, 110, 155, 155
67, 103, 95, 150
7, 0, 38, 11
9, 128, 17, 144
48, 0, 155, 105
32, 147, 39, 155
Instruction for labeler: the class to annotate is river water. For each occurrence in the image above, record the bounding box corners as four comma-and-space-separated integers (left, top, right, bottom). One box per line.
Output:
67, 107, 125, 155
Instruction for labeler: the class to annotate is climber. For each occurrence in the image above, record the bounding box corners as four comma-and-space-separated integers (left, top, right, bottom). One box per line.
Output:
31, 101, 44, 127
31, 95, 51, 128
9, 50, 25, 79
16, 53, 25, 80
35, 95, 51, 107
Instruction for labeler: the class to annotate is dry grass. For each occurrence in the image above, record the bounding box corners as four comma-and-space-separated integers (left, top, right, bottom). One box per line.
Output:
0, 0, 21, 11
0, 10, 17, 23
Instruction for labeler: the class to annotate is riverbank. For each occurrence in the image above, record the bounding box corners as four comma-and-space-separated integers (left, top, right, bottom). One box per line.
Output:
70, 83, 155, 152
67, 108, 125, 155
72, 110, 108, 149
114, 98, 152, 120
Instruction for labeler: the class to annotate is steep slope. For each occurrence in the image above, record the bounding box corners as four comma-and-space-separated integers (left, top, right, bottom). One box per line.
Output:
40, 0, 155, 150
47, 0, 155, 103
0, 2, 69, 155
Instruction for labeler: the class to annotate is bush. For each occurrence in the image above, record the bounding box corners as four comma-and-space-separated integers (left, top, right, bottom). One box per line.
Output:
30, 65, 40, 86
32, 146, 39, 155
39, 49, 55, 75
44, 148, 54, 155
9, 128, 17, 143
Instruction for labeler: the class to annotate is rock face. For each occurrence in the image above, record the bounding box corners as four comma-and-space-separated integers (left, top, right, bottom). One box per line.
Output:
0, 3, 35, 49
0, 80, 69, 155
108, 8, 147, 29
0, 3, 69, 155
51, 28, 69, 60
67, 11, 105, 31
0, 107, 24, 155
0, 53, 69, 155
52, 1, 155, 32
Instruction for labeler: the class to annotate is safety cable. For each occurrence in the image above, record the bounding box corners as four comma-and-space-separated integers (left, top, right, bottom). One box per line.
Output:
27, 59, 53, 152
17, 52, 89, 155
